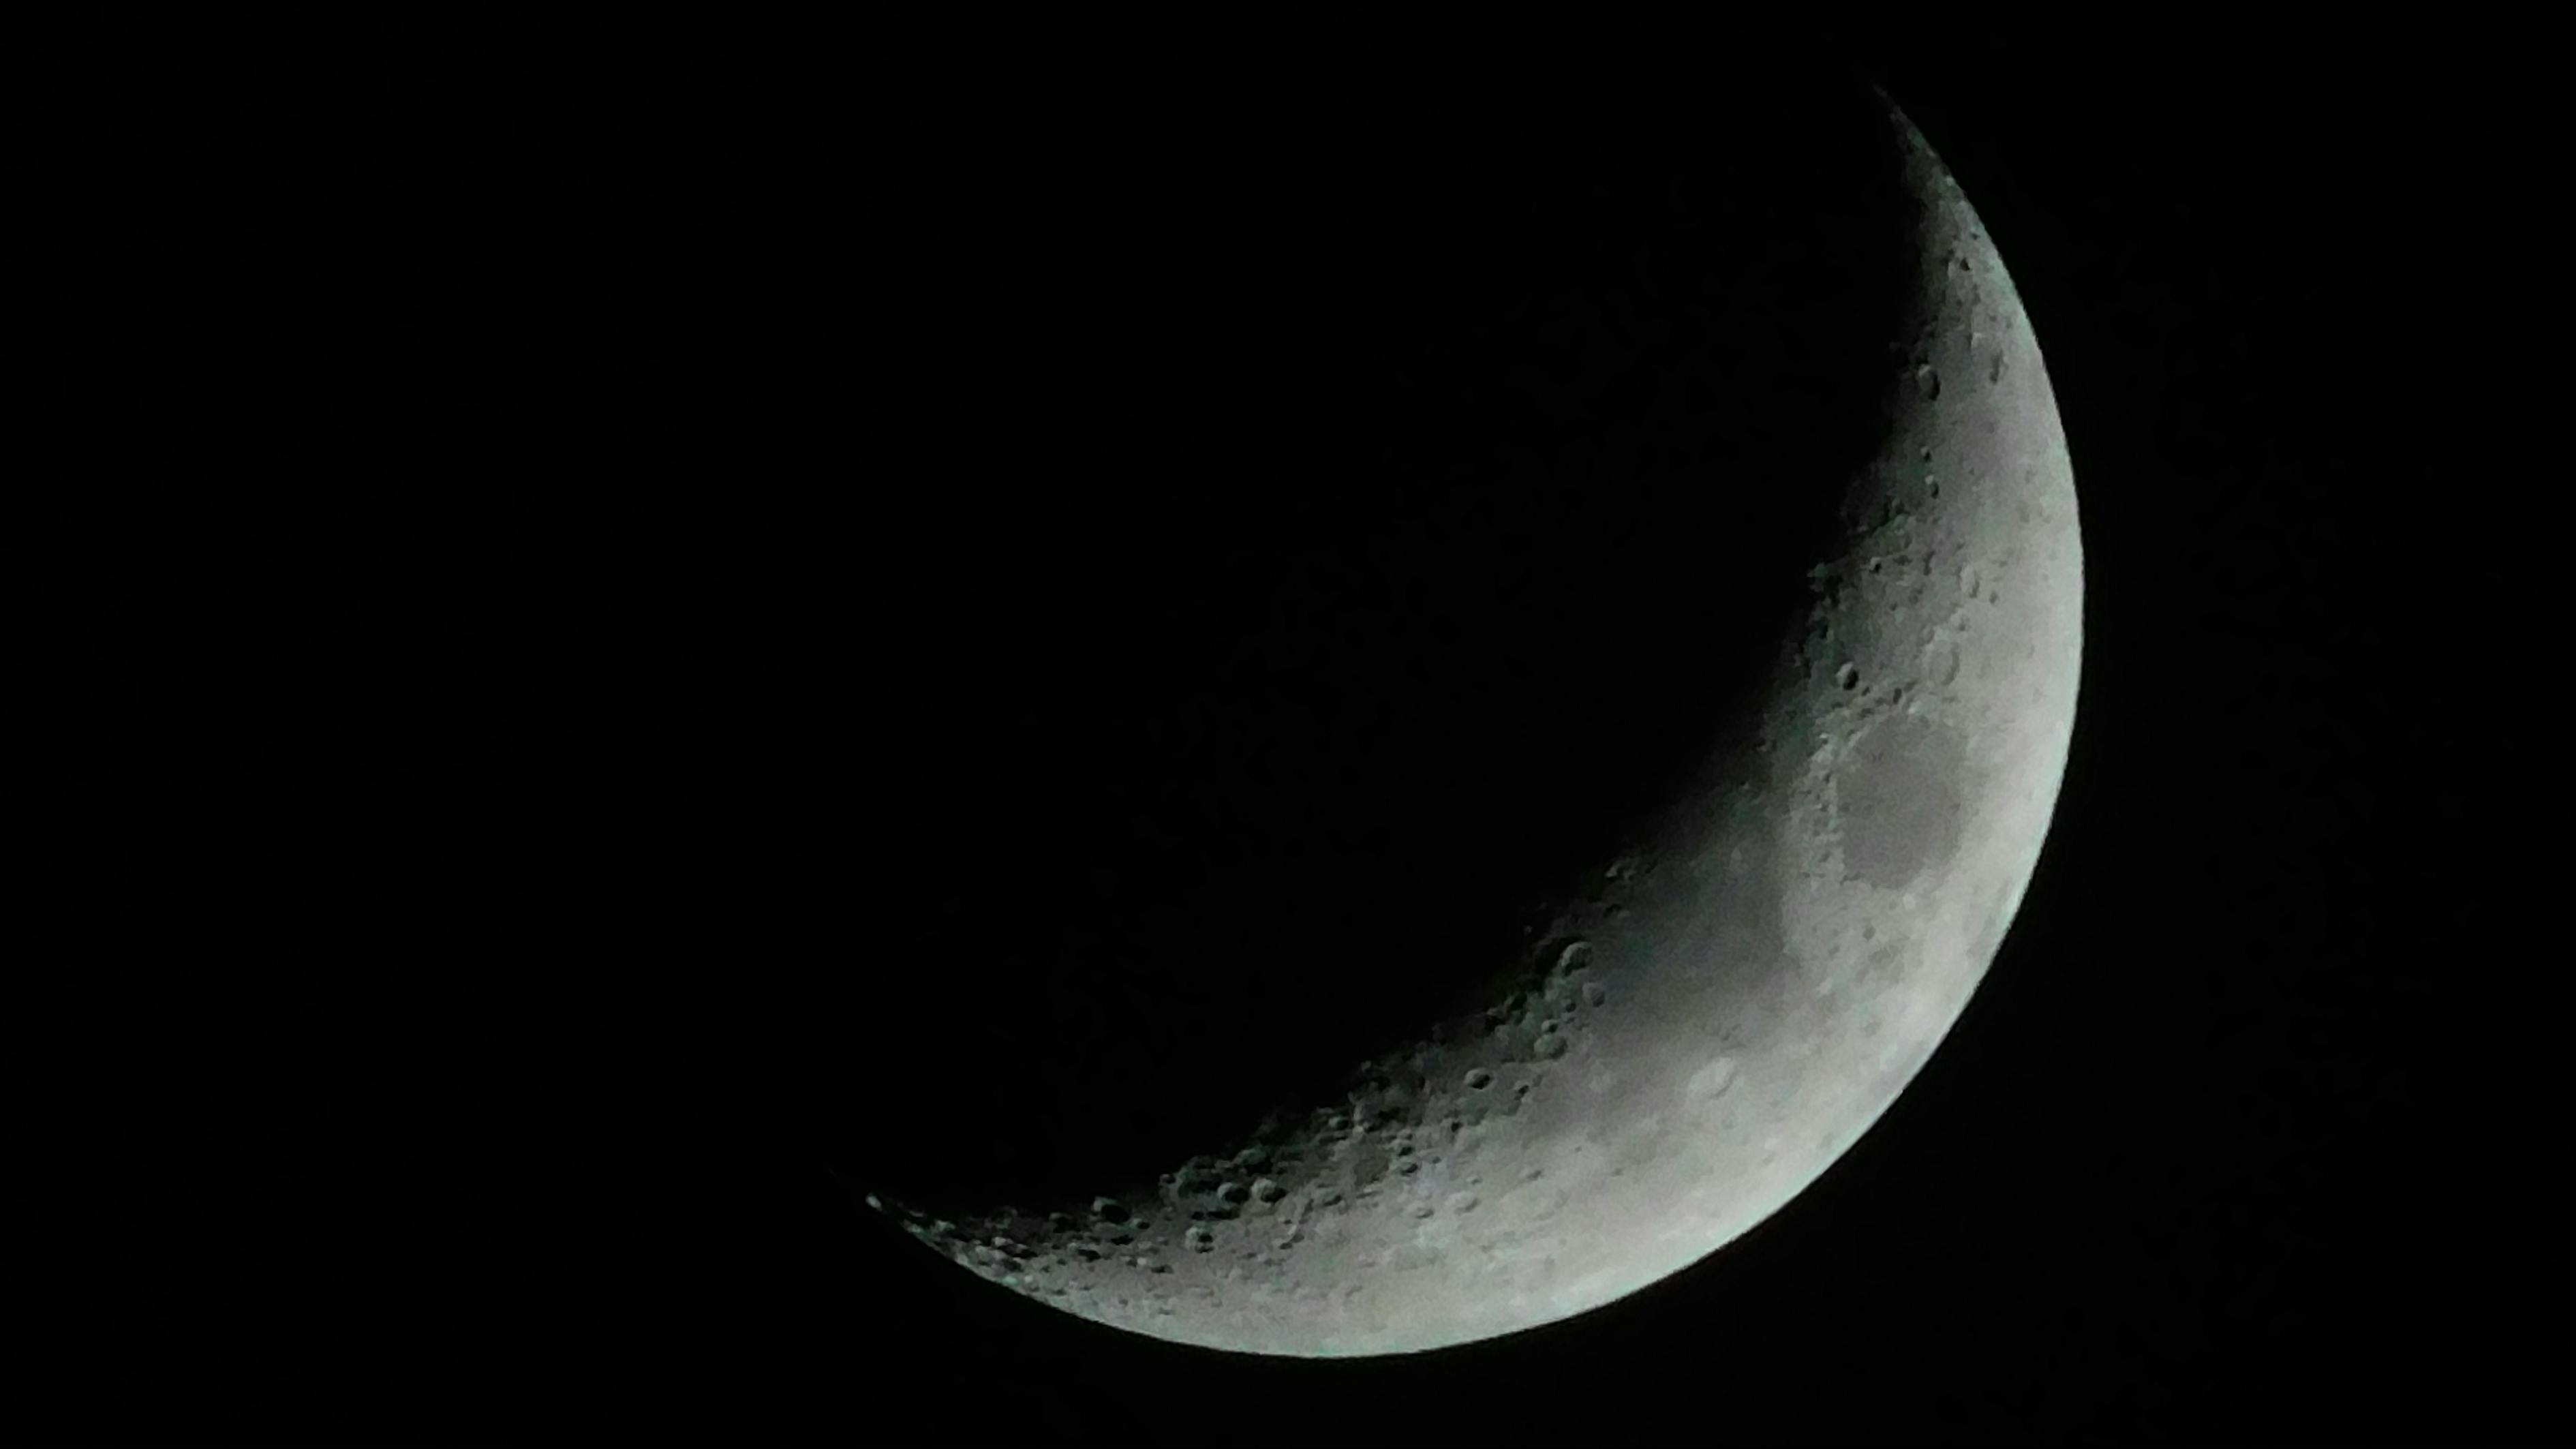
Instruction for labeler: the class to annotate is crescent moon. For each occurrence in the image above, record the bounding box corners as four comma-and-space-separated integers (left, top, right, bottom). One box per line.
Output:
865, 92, 2081, 1357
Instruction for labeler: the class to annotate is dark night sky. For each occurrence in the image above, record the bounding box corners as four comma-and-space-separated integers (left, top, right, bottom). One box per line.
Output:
6, 27, 2506, 1439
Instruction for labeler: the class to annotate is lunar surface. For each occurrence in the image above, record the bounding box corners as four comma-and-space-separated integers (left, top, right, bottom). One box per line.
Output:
857, 91, 2081, 1356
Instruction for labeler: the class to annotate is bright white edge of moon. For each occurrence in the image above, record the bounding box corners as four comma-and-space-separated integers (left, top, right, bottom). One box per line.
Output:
871, 102, 2084, 1358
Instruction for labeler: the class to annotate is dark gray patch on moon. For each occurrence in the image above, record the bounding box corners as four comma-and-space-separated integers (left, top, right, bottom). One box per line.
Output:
1837, 712, 1967, 888
1342, 1139, 1389, 1187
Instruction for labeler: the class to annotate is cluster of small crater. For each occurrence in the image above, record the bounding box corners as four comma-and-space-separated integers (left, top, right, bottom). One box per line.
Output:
866, 924, 1625, 1304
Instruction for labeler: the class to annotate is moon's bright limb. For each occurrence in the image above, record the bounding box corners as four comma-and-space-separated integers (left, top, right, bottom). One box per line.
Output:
867, 95, 2081, 1357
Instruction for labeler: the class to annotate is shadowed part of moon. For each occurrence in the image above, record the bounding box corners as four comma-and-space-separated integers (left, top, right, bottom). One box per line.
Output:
1838, 714, 1969, 889
833, 82, 1919, 1219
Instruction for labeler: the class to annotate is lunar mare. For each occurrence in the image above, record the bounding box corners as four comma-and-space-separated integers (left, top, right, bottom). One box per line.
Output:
868, 100, 2081, 1356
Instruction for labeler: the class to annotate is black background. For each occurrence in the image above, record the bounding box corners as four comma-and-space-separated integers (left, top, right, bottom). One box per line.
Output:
7, 25, 2499, 1439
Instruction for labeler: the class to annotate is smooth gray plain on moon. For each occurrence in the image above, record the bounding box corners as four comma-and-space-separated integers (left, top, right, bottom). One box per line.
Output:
870, 99, 2083, 1357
